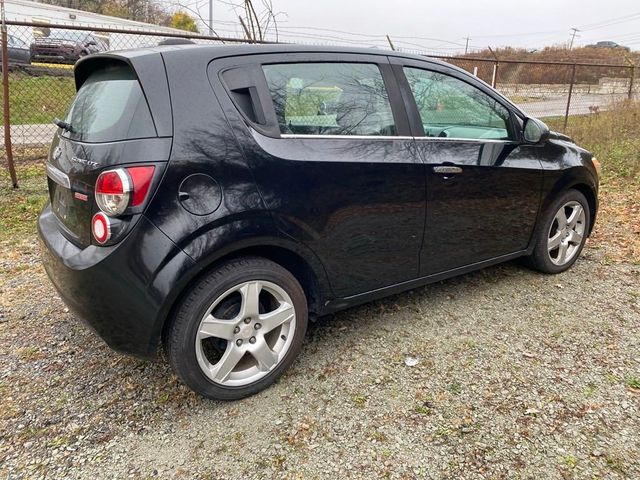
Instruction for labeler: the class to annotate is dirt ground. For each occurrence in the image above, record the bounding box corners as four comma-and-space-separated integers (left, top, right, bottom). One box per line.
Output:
1, 227, 639, 479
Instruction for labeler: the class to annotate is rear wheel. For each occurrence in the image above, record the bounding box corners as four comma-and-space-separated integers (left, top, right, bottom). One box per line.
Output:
525, 189, 590, 274
166, 257, 307, 400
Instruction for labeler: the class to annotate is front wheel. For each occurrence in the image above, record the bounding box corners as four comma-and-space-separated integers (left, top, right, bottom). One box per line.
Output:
525, 189, 591, 274
165, 257, 308, 400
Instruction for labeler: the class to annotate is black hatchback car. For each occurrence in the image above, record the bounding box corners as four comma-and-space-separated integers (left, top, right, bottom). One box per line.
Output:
38, 45, 599, 400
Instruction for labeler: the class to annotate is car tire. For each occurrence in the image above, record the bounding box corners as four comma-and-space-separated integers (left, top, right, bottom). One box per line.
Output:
165, 256, 308, 401
525, 189, 591, 274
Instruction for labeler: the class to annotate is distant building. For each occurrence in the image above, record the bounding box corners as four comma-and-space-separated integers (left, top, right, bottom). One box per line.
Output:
3, 0, 192, 49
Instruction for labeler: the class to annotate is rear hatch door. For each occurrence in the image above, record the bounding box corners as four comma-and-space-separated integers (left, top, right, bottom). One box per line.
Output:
46, 53, 173, 247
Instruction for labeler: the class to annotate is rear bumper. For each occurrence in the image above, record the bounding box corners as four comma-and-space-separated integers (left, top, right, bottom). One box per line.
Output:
38, 204, 193, 358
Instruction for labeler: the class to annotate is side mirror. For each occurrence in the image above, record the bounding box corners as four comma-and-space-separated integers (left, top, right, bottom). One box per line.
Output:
523, 117, 550, 144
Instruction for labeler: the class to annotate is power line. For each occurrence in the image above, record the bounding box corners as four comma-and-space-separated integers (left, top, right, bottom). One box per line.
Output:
578, 12, 640, 31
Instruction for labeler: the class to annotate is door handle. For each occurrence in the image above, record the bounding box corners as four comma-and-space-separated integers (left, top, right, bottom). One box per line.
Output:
433, 166, 463, 175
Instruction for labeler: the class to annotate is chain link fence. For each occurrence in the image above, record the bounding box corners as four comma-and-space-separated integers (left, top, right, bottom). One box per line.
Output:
439, 56, 636, 129
1, 21, 637, 185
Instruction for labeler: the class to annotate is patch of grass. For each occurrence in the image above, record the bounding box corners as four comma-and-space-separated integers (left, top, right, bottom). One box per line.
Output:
9, 72, 75, 125
0, 161, 48, 244
626, 376, 640, 390
414, 404, 433, 415
583, 382, 598, 398
447, 382, 463, 395
352, 395, 367, 407
563, 454, 578, 469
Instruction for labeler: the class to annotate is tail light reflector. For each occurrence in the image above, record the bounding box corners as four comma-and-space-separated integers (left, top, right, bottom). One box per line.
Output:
92, 212, 111, 244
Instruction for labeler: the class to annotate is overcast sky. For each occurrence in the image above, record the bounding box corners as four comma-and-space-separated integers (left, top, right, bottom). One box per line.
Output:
167, 0, 640, 53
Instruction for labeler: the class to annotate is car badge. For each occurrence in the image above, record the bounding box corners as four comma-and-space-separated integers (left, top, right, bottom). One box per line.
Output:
71, 156, 99, 168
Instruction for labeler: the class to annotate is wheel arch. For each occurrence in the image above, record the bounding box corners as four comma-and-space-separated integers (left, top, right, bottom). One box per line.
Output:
570, 182, 597, 235
540, 167, 598, 238
156, 240, 332, 351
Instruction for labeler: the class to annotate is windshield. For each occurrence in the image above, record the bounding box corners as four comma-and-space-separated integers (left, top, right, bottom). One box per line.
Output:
63, 63, 156, 143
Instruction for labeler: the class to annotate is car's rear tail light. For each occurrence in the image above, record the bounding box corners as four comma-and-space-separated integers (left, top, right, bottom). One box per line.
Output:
95, 169, 130, 216
92, 212, 111, 244
127, 166, 155, 207
95, 166, 155, 216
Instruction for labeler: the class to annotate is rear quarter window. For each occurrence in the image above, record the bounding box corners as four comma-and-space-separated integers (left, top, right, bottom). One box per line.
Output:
63, 63, 156, 143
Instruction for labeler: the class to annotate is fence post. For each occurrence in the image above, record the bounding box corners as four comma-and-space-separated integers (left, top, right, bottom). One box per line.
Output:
563, 63, 577, 132
1, 3, 17, 188
628, 64, 635, 101
487, 46, 499, 88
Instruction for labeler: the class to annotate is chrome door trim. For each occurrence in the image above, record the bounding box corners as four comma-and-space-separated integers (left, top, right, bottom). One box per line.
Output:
414, 137, 514, 144
280, 134, 414, 141
279, 133, 514, 144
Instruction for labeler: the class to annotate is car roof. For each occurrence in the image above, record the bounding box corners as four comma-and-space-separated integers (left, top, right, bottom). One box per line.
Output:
104, 43, 452, 68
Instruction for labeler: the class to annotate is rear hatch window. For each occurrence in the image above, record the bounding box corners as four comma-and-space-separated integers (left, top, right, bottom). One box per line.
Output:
62, 63, 157, 143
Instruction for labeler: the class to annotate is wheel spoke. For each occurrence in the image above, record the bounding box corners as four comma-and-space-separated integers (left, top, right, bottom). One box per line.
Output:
555, 209, 568, 230
557, 241, 569, 264
548, 231, 562, 251
251, 340, 278, 371
238, 281, 261, 319
568, 230, 583, 245
567, 205, 583, 229
259, 302, 294, 334
210, 344, 244, 382
199, 315, 236, 340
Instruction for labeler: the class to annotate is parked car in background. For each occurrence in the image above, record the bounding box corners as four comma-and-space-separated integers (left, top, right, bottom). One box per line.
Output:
39, 45, 599, 401
587, 40, 630, 51
30, 30, 107, 64
3, 34, 31, 64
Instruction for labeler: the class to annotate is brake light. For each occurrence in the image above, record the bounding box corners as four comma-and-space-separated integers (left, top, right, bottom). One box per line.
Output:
127, 166, 155, 206
92, 212, 111, 244
95, 166, 155, 216
95, 169, 130, 216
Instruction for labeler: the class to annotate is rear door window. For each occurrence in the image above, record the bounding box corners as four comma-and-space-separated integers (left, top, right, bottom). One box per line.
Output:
262, 63, 396, 136
63, 63, 156, 143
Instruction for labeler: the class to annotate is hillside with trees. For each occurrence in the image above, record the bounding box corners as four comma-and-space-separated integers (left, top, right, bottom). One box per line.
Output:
463, 45, 639, 66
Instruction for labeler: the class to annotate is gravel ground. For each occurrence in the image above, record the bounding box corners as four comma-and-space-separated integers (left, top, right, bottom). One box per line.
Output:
1, 236, 639, 479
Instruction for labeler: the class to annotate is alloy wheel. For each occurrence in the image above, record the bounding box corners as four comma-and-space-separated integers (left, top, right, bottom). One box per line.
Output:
195, 280, 296, 387
547, 201, 586, 266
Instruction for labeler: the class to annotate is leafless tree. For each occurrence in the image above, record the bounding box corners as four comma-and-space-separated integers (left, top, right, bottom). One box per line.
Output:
169, 0, 284, 41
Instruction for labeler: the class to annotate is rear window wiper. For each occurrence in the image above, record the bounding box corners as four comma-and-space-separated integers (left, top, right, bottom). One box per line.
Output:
53, 118, 74, 133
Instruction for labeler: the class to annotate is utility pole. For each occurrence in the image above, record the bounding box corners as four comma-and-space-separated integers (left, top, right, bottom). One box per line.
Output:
569, 28, 580, 50
1, 0, 18, 187
464, 36, 470, 54
209, 0, 213, 36
386, 34, 396, 51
